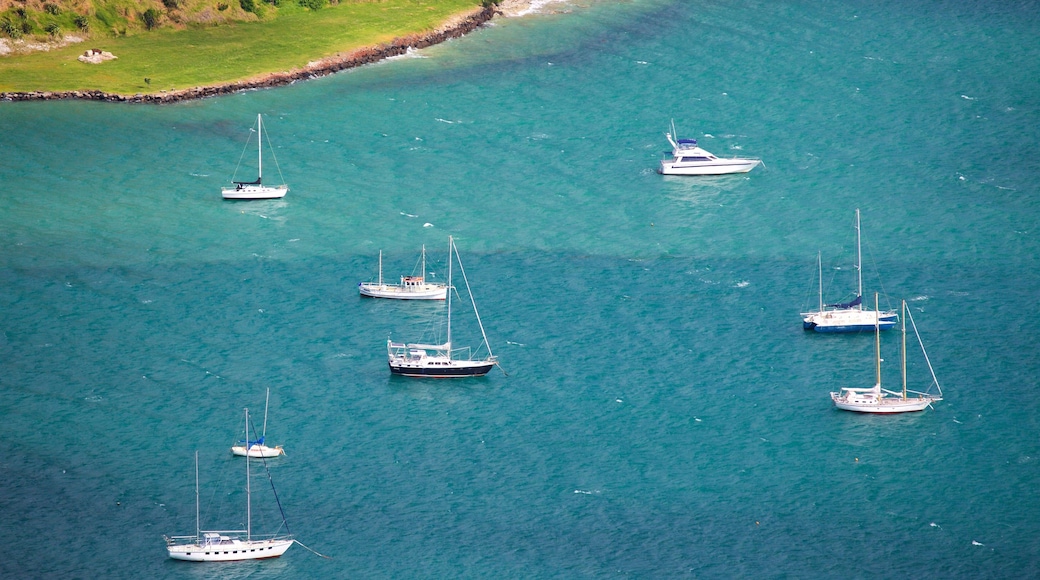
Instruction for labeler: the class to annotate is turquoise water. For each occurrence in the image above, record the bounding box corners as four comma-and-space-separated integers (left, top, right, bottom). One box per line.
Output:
2, 0, 1039, 576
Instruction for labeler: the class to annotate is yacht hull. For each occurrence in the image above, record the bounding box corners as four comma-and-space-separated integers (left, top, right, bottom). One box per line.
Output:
802, 310, 897, 333
359, 284, 447, 300
222, 185, 288, 200
230, 444, 285, 458
830, 393, 936, 413
659, 159, 760, 175
388, 360, 494, 377
168, 538, 293, 562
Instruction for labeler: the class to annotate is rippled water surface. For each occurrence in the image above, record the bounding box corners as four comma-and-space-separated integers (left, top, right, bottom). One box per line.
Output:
1, 0, 1038, 576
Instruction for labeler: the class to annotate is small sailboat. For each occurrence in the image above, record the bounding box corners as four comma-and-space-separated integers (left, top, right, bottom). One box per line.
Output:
221, 114, 289, 200
231, 388, 285, 458
387, 236, 498, 377
658, 120, 761, 175
830, 295, 943, 413
801, 209, 897, 332
166, 410, 294, 562
359, 245, 448, 300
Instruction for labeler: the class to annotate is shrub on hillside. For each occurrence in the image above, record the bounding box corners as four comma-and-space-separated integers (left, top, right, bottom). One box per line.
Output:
44, 21, 61, 35
239, 0, 255, 12
142, 7, 161, 29
162, 0, 179, 8
74, 14, 88, 29
298, 0, 327, 10
44, 3, 61, 15
0, 18, 18, 38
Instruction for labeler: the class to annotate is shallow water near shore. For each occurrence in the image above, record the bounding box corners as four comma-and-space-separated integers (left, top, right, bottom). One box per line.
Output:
1, 0, 1039, 577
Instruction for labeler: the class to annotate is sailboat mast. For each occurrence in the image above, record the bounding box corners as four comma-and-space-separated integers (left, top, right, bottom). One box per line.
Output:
901, 300, 907, 400
256, 114, 263, 182
262, 388, 270, 440
422, 245, 427, 280
817, 251, 823, 312
194, 450, 200, 543
446, 237, 453, 360
453, 240, 495, 361
245, 408, 251, 541
378, 251, 383, 287
874, 293, 881, 388
856, 209, 863, 310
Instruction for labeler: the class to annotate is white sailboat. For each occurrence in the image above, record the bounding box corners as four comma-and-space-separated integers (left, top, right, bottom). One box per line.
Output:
830, 295, 943, 413
166, 410, 294, 562
387, 236, 498, 377
221, 114, 289, 200
231, 388, 285, 458
801, 209, 897, 332
359, 245, 448, 300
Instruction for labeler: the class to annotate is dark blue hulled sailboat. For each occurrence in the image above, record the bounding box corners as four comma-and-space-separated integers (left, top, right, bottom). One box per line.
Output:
801, 209, 897, 332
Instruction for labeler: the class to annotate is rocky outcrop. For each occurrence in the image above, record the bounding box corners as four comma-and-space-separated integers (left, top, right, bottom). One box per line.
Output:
1, 5, 495, 104
77, 49, 117, 64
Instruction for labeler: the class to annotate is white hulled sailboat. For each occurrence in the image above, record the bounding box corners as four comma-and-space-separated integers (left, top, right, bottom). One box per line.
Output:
359, 245, 447, 300
830, 295, 943, 413
166, 409, 294, 561
221, 114, 289, 200
231, 388, 285, 458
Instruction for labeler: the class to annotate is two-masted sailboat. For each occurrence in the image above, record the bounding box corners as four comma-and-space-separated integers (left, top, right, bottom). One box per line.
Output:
166, 409, 294, 561
359, 245, 447, 300
830, 295, 943, 413
221, 114, 289, 200
387, 236, 498, 377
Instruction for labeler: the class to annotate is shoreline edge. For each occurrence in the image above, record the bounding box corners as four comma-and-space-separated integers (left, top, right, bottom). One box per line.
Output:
0, 4, 497, 104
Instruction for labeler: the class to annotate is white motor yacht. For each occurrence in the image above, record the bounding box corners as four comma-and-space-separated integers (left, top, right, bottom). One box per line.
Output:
658, 126, 760, 175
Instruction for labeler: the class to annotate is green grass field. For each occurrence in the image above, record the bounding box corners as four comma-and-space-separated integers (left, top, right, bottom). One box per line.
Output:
0, 0, 484, 95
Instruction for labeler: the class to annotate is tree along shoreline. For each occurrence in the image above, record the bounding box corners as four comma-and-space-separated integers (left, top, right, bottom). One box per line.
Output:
0, 5, 495, 104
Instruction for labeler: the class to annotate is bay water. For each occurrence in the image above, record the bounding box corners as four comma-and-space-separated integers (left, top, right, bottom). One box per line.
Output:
1, 0, 1039, 576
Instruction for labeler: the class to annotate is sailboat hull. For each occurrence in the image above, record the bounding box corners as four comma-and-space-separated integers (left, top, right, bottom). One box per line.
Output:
830, 393, 937, 413
802, 310, 897, 332
388, 360, 494, 377
359, 283, 447, 300
222, 185, 289, 200
231, 444, 285, 458
168, 537, 293, 562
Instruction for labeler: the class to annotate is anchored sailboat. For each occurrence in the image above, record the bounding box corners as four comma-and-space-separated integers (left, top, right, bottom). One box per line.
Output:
359, 245, 447, 300
387, 236, 498, 377
165, 409, 294, 561
221, 114, 289, 200
830, 295, 943, 413
231, 388, 285, 458
802, 209, 897, 332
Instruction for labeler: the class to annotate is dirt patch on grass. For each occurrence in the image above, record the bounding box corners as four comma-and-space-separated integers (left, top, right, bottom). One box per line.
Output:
0, 34, 85, 56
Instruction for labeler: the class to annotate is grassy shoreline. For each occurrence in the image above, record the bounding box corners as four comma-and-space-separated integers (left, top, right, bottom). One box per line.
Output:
0, 0, 489, 98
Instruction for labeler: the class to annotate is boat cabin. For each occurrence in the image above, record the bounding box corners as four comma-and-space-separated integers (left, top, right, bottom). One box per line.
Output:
202, 533, 236, 546
401, 276, 426, 288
